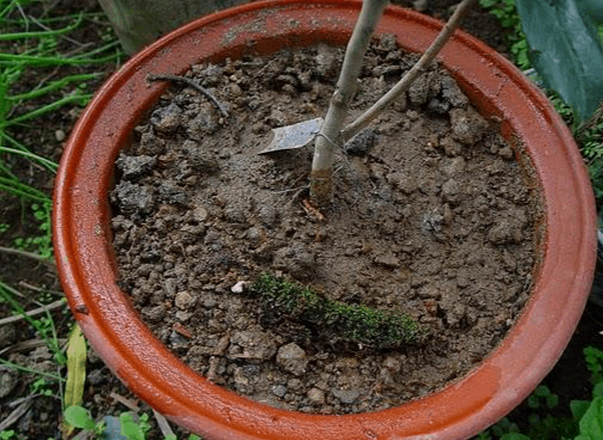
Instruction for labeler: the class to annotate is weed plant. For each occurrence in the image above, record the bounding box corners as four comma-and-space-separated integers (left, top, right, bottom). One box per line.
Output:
480, 0, 603, 208
0, 0, 122, 438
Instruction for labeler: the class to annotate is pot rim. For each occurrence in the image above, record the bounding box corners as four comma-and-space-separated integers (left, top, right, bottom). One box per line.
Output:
53, 1, 597, 439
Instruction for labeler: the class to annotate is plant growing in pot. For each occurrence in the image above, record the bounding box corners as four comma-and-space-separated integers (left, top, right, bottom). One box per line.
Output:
53, 0, 597, 439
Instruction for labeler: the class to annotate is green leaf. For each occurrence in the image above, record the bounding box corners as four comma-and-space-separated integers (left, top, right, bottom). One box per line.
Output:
576, 397, 603, 440
64, 324, 87, 408
571, 400, 592, 422
64, 406, 96, 430
516, 0, 603, 121
119, 413, 145, 440
579, 0, 603, 24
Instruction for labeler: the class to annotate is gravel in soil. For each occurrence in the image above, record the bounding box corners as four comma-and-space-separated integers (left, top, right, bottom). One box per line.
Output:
110, 37, 544, 415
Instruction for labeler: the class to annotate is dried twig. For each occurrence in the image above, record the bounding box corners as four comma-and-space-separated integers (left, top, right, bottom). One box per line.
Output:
0, 400, 32, 432
0, 298, 66, 328
152, 409, 176, 438
0, 338, 67, 357
0, 245, 54, 265
110, 392, 140, 412
147, 73, 230, 118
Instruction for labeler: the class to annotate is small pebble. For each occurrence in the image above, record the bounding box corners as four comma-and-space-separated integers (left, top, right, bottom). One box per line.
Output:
272, 384, 287, 398
175, 291, 194, 309
332, 388, 360, 404
276, 343, 308, 376
307, 388, 326, 405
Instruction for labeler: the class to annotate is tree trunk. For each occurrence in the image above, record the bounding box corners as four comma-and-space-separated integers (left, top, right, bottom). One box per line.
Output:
99, 0, 250, 55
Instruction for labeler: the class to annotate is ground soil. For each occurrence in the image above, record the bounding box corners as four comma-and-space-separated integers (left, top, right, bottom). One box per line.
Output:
110, 39, 542, 414
1, 0, 602, 438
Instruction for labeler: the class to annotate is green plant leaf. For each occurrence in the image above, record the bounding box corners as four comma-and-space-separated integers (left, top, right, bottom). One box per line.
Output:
575, 396, 603, 439
579, 0, 603, 24
571, 400, 592, 422
119, 413, 145, 440
64, 324, 87, 408
64, 406, 96, 430
515, 0, 603, 121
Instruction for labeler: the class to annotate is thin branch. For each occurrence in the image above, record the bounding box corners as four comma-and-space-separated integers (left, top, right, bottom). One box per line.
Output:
342, 0, 479, 141
0, 298, 65, 327
147, 73, 230, 118
153, 409, 176, 438
310, 0, 389, 205
0, 400, 32, 432
0, 245, 54, 264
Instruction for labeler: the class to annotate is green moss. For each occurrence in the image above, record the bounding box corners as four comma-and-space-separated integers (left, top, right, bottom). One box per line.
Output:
250, 273, 428, 349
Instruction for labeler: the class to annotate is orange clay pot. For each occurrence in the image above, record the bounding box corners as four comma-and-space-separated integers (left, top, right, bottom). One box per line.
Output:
53, 1, 597, 439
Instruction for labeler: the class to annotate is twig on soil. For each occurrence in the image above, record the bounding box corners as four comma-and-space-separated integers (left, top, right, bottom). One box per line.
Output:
0, 298, 65, 328
152, 409, 176, 438
342, 0, 479, 140
0, 338, 67, 357
0, 400, 32, 432
110, 392, 140, 412
147, 73, 230, 118
0, 245, 54, 265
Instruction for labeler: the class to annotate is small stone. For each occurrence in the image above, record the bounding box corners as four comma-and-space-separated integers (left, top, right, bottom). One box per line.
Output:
273, 244, 316, 277
272, 384, 287, 398
150, 103, 182, 133
345, 129, 377, 155
332, 388, 360, 404
55, 129, 66, 142
276, 343, 308, 376
441, 157, 466, 177
0, 370, 17, 398
440, 75, 469, 108
449, 107, 488, 145
230, 327, 277, 360
498, 146, 514, 160
200, 64, 224, 86
193, 206, 209, 222
408, 73, 431, 106
116, 154, 156, 180
159, 181, 188, 205
175, 291, 195, 309
413, 0, 428, 12
0, 324, 16, 348
111, 181, 155, 215
139, 130, 165, 155
231, 281, 248, 294
257, 205, 278, 228
440, 137, 463, 157
374, 252, 400, 269
87, 369, 106, 386
307, 388, 326, 405
143, 304, 167, 322
387, 172, 416, 195
315, 44, 339, 79
441, 179, 462, 205
382, 355, 402, 374
183, 139, 218, 172
488, 220, 523, 245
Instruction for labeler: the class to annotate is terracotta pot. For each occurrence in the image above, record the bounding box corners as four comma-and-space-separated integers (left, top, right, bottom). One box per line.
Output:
53, 1, 597, 439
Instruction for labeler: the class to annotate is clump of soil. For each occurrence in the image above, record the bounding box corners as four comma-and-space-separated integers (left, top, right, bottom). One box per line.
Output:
110, 35, 543, 415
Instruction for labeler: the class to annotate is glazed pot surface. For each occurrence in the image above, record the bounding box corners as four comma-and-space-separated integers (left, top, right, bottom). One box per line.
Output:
53, 1, 597, 439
